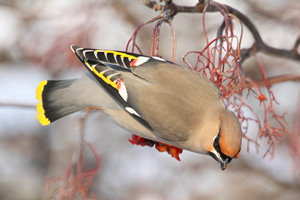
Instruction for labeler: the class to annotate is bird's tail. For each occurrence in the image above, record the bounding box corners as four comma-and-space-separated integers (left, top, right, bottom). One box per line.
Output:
36, 79, 83, 126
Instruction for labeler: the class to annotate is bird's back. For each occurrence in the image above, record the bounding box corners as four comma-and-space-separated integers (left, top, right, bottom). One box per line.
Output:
120, 62, 223, 142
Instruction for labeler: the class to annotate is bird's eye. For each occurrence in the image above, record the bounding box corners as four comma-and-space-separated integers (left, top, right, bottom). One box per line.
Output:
213, 131, 221, 153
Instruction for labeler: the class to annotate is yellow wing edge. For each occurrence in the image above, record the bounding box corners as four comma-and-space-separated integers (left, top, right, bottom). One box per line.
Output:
99, 50, 138, 60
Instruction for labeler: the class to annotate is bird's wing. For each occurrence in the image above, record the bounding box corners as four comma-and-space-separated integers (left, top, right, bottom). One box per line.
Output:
71, 45, 221, 142
71, 45, 159, 132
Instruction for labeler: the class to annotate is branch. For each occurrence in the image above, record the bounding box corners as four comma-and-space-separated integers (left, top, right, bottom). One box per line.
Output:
141, 0, 300, 62
0, 103, 35, 109
253, 74, 300, 87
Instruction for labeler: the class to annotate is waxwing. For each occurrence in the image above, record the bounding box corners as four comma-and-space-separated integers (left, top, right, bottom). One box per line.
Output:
36, 45, 242, 170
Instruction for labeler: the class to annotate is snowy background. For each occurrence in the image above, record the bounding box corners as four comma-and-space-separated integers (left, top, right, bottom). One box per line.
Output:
0, 0, 300, 199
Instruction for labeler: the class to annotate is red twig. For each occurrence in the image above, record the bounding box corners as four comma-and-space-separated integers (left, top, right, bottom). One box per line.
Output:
151, 19, 164, 57
126, 15, 163, 54
45, 111, 102, 200
167, 19, 177, 62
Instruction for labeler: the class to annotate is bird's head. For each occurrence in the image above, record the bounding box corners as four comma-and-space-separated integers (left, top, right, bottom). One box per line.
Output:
207, 110, 242, 170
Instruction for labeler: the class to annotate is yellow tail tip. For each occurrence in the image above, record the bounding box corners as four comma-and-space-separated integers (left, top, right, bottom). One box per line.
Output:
36, 81, 50, 126
37, 114, 51, 126
36, 80, 47, 101
36, 102, 50, 126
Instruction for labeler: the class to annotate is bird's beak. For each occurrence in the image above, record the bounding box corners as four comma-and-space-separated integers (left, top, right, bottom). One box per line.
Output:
220, 158, 229, 170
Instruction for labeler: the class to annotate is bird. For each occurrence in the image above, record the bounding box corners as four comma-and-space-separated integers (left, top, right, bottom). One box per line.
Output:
36, 45, 242, 170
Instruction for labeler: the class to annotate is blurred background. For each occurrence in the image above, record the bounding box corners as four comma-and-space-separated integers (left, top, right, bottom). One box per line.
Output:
0, 0, 300, 199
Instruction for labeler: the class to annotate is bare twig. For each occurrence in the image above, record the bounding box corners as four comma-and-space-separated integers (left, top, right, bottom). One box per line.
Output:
150, 19, 164, 57
167, 19, 177, 62
0, 103, 35, 109
126, 15, 163, 53
253, 74, 300, 86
